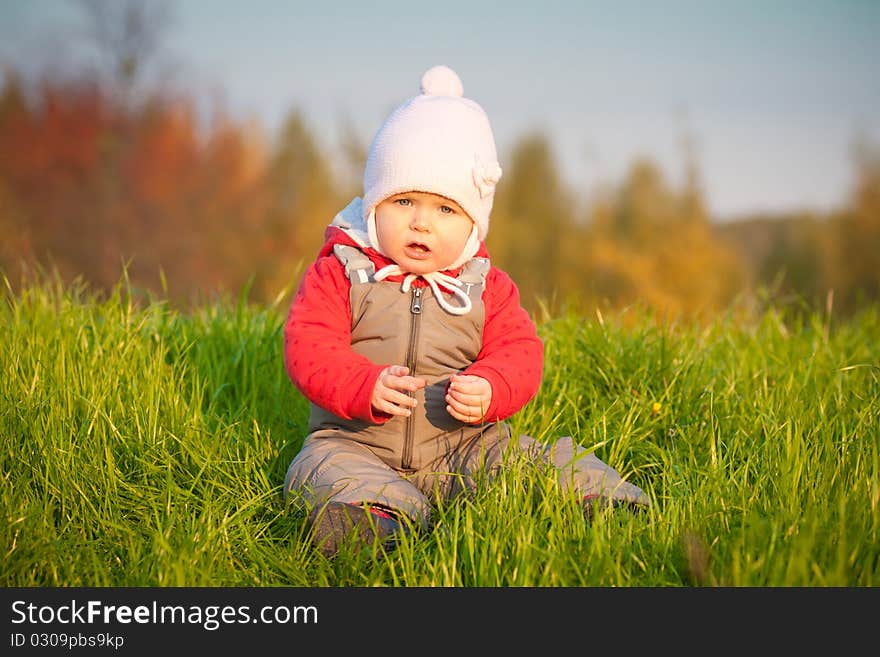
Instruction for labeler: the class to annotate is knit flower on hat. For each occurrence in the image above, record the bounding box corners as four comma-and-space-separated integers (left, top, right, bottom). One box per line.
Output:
473, 155, 502, 199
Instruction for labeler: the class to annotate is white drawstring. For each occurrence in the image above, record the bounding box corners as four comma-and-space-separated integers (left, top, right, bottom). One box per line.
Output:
373, 265, 472, 315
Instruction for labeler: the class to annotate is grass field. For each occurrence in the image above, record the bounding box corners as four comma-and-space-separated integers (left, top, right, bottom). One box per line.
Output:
2, 273, 878, 586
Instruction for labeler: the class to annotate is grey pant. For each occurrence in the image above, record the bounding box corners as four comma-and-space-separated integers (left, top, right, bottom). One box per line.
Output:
285, 430, 650, 528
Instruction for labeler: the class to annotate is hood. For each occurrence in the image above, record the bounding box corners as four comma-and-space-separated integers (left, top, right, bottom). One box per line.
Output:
329, 197, 372, 249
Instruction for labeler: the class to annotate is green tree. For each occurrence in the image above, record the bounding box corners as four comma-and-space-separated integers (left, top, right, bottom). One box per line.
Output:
489, 133, 580, 315
261, 110, 341, 300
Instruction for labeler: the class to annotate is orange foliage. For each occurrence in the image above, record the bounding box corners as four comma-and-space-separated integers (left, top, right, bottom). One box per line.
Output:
126, 105, 200, 205
0, 73, 280, 305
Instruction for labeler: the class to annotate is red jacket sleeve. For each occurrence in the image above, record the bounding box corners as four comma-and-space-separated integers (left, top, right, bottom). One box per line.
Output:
463, 267, 544, 422
283, 254, 388, 423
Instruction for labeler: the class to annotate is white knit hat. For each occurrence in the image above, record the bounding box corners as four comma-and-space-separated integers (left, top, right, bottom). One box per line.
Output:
362, 65, 502, 249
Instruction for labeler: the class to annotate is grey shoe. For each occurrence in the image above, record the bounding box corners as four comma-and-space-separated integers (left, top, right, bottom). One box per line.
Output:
308, 501, 404, 557
582, 481, 651, 521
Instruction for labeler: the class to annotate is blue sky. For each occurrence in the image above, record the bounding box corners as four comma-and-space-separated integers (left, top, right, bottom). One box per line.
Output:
2, 0, 878, 219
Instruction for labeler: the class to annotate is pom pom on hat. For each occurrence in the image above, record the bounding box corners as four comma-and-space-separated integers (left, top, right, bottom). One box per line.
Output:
420, 65, 464, 97
362, 65, 502, 250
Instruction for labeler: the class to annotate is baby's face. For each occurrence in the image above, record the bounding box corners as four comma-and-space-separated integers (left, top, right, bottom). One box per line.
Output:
374, 191, 474, 275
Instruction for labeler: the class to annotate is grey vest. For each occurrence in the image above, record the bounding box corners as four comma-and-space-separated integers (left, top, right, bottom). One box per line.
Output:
307, 244, 493, 472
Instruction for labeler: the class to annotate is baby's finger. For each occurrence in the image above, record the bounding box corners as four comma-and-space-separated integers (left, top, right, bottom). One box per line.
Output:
448, 388, 483, 405
377, 392, 416, 416
445, 395, 483, 421
378, 400, 412, 417
449, 374, 486, 394
387, 389, 418, 408
383, 366, 425, 388
386, 375, 426, 394
400, 375, 427, 391
446, 402, 480, 423
445, 396, 470, 417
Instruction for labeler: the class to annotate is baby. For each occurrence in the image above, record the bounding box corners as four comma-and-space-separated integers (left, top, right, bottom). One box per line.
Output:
282, 65, 650, 556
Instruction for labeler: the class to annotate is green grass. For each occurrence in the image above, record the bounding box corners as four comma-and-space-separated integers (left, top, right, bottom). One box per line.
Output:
2, 272, 878, 586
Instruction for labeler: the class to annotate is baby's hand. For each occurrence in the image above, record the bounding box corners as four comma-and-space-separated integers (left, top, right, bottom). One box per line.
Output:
446, 373, 492, 424
371, 365, 426, 417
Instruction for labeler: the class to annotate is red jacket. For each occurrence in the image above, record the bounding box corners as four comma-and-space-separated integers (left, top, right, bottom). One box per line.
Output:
283, 225, 544, 425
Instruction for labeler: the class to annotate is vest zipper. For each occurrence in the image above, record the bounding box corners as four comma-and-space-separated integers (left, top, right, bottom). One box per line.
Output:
402, 287, 422, 470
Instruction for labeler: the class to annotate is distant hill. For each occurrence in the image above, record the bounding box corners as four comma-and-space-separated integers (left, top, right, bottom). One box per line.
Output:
712, 211, 830, 306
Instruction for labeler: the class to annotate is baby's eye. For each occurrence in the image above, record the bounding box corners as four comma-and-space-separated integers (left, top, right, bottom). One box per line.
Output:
395, 198, 412, 207
439, 205, 455, 214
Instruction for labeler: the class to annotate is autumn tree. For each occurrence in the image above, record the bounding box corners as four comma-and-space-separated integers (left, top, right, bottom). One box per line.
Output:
585, 157, 746, 318
825, 139, 880, 314
0, 73, 35, 272
0, 72, 127, 290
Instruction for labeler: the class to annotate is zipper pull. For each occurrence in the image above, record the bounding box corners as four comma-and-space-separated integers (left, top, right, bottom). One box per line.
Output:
411, 287, 422, 314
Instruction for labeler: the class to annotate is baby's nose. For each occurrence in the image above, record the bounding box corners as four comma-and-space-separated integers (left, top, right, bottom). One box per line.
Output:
410, 210, 430, 230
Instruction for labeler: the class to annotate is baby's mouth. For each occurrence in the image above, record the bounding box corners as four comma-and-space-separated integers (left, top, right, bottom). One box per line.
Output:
404, 242, 432, 259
